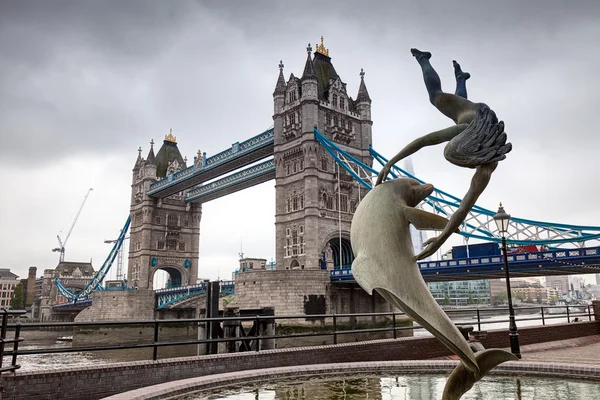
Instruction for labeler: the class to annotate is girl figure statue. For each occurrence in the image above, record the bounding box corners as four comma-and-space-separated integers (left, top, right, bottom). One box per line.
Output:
376, 49, 512, 260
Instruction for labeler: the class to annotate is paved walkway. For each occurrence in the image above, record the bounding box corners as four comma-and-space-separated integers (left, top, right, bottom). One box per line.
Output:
436, 335, 600, 365
520, 335, 600, 365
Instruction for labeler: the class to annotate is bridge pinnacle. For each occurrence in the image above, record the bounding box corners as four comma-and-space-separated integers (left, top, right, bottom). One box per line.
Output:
164, 128, 177, 143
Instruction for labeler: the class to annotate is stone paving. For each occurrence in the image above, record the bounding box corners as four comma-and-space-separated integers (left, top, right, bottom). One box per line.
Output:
520, 335, 600, 365
436, 334, 600, 365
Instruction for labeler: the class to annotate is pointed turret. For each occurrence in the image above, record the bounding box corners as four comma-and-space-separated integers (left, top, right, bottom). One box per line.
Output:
356, 68, 371, 104
273, 60, 286, 96
301, 44, 316, 80
273, 61, 286, 115
133, 146, 143, 170
146, 139, 156, 165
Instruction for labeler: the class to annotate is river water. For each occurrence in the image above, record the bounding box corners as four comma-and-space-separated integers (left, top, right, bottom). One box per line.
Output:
9, 312, 586, 372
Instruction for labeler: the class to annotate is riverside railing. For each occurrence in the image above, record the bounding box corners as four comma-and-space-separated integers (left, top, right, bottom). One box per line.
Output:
0, 309, 26, 373
1, 304, 594, 370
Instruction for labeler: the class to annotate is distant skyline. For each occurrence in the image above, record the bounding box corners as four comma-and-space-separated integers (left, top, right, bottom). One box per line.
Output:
1, 0, 599, 285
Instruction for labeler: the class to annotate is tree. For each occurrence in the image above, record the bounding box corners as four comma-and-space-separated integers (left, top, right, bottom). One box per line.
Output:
492, 290, 508, 306
443, 296, 451, 306
10, 283, 24, 310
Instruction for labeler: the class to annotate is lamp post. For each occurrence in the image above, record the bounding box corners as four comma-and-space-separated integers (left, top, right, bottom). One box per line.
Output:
493, 202, 521, 359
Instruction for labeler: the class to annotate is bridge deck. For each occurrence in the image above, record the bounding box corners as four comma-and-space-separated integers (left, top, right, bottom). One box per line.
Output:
186, 159, 275, 203
148, 129, 274, 198
331, 247, 600, 283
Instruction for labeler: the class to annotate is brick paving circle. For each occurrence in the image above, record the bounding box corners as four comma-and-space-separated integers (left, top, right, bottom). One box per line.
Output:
101, 360, 600, 400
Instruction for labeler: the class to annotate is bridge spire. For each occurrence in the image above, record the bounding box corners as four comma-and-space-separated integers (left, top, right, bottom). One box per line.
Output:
302, 44, 316, 80
273, 60, 286, 96
356, 68, 371, 103
315, 36, 329, 57
133, 146, 143, 169
146, 139, 156, 164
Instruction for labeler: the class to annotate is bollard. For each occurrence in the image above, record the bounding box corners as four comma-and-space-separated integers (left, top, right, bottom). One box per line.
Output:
260, 307, 275, 350
223, 309, 240, 353
592, 300, 600, 321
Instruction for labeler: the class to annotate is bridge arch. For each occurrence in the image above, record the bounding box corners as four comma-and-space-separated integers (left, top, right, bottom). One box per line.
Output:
322, 232, 354, 269
151, 265, 186, 290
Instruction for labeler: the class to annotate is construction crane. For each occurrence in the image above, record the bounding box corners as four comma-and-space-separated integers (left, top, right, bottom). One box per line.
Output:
104, 231, 130, 281
52, 188, 94, 263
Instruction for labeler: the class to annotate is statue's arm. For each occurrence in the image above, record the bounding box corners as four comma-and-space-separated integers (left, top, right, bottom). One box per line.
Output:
416, 161, 498, 260
375, 124, 468, 186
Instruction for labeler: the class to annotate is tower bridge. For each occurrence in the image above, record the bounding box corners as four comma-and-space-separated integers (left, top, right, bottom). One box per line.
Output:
47, 39, 600, 323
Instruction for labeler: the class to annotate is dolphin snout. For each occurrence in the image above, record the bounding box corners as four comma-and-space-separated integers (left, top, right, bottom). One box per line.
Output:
422, 183, 434, 195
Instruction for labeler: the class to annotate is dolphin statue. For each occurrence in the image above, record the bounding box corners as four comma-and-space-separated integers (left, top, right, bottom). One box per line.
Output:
350, 177, 517, 399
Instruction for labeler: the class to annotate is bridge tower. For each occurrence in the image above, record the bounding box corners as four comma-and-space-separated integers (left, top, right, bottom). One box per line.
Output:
128, 131, 202, 290
273, 38, 373, 271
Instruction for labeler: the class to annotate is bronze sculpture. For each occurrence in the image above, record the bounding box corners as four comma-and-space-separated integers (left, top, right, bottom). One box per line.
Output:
376, 49, 512, 261
351, 49, 516, 399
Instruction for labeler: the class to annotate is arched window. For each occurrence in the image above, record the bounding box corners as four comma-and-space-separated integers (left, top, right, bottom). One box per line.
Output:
321, 158, 328, 171
326, 195, 333, 210
167, 214, 178, 227
290, 260, 300, 269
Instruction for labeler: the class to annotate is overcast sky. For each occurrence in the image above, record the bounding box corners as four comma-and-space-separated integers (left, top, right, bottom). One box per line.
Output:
1, 0, 599, 285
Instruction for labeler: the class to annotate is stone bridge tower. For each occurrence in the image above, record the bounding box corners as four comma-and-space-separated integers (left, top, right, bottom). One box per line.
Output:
273, 38, 373, 271
128, 130, 202, 290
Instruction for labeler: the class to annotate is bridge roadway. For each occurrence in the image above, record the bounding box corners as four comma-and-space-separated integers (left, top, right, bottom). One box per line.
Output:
148, 128, 274, 199
53, 246, 600, 312
332, 246, 600, 283
185, 159, 275, 204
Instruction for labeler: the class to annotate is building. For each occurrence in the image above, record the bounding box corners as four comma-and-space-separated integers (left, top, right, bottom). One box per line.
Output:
273, 37, 373, 271
489, 278, 559, 304
38, 261, 96, 320
239, 258, 267, 272
19, 266, 37, 310
427, 280, 490, 306
545, 275, 584, 296
32, 277, 43, 318
128, 131, 202, 290
0, 268, 20, 309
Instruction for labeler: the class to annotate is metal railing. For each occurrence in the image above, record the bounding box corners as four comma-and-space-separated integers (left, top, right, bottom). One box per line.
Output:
2, 304, 594, 371
0, 309, 26, 373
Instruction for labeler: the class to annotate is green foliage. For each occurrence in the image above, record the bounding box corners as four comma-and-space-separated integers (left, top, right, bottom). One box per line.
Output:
10, 283, 24, 310
442, 296, 451, 306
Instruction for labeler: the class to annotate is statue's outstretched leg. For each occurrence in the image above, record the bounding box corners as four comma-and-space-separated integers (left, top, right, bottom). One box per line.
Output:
411, 49, 477, 125
453, 60, 470, 99
410, 48, 441, 101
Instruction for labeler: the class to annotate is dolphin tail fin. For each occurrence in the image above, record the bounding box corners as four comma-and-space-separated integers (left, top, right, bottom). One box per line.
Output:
442, 349, 518, 400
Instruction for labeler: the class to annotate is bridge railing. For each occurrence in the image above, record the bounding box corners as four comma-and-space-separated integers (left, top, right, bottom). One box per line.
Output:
418, 247, 600, 270
5, 304, 595, 370
331, 246, 600, 281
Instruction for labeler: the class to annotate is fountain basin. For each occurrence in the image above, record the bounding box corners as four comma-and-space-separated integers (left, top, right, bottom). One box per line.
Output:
100, 360, 600, 400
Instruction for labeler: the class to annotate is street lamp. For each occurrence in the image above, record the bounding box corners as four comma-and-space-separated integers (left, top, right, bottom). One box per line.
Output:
493, 203, 521, 359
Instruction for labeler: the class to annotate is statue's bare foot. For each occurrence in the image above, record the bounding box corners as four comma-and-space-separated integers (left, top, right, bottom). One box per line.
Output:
411, 48, 431, 61
453, 60, 471, 80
